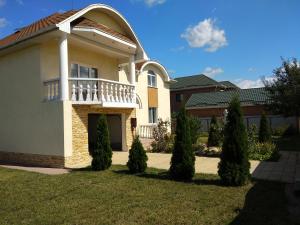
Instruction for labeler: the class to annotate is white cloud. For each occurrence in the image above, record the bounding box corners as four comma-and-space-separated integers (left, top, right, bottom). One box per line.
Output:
0, 0, 5, 7
16, 0, 23, 5
181, 18, 228, 52
235, 76, 275, 89
145, 0, 166, 7
248, 67, 256, 72
202, 67, 224, 78
0, 18, 8, 28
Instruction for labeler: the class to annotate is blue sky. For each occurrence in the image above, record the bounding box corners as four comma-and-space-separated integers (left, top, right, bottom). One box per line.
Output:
0, 0, 299, 88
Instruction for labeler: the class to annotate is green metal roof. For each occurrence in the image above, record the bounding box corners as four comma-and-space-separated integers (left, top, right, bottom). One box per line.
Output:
170, 74, 220, 90
218, 81, 239, 89
186, 87, 269, 108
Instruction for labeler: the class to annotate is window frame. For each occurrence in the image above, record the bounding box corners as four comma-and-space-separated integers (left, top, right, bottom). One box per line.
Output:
175, 93, 183, 102
70, 63, 98, 79
148, 107, 157, 124
147, 70, 157, 88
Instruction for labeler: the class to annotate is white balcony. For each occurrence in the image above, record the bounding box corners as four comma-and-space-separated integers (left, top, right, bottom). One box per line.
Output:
44, 78, 136, 108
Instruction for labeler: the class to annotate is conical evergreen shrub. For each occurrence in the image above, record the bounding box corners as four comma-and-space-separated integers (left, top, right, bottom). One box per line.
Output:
127, 136, 148, 173
258, 113, 272, 143
207, 115, 221, 147
170, 108, 195, 180
218, 96, 250, 186
91, 114, 112, 171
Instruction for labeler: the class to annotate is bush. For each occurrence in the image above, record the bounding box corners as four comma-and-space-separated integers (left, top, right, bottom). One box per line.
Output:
151, 119, 173, 153
248, 142, 280, 161
218, 96, 250, 186
170, 108, 195, 181
188, 116, 201, 144
127, 136, 148, 173
258, 113, 272, 143
91, 114, 112, 171
272, 125, 289, 136
208, 116, 222, 147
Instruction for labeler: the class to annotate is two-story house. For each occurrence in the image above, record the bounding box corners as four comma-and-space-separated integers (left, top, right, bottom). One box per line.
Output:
0, 4, 173, 168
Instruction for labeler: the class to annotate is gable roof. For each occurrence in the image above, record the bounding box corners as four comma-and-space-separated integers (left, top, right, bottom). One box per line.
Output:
0, 10, 79, 48
219, 81, 239, 89
170, 74, 220, 90
186, 87, 269, 108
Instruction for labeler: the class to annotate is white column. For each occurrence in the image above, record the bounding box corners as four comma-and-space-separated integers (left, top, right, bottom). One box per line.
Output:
59, 32, 69, 101
129, 55, 135, 84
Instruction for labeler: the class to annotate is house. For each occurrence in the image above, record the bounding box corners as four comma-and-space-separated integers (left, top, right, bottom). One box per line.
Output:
171, 75, 298, 132
170, 74, 238, 113
0, 4, 173, 168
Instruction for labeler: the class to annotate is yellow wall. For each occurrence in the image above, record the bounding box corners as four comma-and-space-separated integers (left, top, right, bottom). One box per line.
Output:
136, 65, 171, 126
0, 45, 66, 156
84, 10, 127, 35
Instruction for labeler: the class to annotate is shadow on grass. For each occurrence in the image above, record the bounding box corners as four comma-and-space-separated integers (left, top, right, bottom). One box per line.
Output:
113, 169, 221, 186
229, 180, 290, 225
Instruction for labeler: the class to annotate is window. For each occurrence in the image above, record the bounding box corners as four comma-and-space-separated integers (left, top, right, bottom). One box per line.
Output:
71, 64, 98, 78
148, 107, 157, 123
147, 70, 156, 87
175, 93, 183, 102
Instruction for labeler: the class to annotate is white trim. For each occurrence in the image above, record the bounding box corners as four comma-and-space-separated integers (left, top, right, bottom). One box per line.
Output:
56, 4, 148, 60
59, 33, 69, 101
72, 27, 137, 49
139, 60, 171, 82
121, 113, 128, 151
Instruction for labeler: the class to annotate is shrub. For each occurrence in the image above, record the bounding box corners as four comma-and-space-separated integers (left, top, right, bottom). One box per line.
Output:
170, 108, 195, 181
127, 136, 148, 173
247, 124, 257, 143
91, 114, 112, 171
151, 119, 173, 153
272, 125, 289, 136
258, 113, 272, 143
188, 116, 202, 144
218, 96, 250, 186
248, 142, 280, 161
208, 116, 222, 147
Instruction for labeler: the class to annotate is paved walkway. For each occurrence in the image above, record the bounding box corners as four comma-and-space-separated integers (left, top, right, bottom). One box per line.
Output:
113, 151, 300, 183
0, 151, 299, 182
0, 164, 70, 175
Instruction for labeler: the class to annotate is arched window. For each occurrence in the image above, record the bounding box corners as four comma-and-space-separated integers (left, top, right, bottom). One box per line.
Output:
147, 70, 156, 87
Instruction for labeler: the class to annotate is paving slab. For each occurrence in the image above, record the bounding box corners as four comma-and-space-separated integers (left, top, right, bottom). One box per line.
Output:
0, 164, 70, 175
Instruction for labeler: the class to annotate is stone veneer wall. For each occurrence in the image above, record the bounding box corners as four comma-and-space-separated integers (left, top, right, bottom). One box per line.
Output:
65, 105, 136, 168
0, 151, 64, 168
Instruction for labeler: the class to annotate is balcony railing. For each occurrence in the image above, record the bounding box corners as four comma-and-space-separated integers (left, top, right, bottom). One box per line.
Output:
43, 78, 136, 108
138, 124, 156, 139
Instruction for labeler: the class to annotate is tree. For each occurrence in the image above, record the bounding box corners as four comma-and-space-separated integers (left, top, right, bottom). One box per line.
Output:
207, 116, 221, 147
91, 114, 112, 171
169, 108, 195, 180
264, 58, 300, 117
258, 113, 272, 143
188, 116, 202, 144
218, 96, 250, 186
127, 136, 148, 173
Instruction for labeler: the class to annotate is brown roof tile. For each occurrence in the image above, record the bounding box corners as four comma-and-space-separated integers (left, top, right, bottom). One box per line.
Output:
0, 10, 79, 48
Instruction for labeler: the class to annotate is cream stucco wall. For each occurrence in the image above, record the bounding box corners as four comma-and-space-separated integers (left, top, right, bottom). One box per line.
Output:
136, 64, 171, 126
0, 45, 66, 156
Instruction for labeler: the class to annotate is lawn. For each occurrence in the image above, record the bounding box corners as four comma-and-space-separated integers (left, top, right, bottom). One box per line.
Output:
0, 166, 290, 225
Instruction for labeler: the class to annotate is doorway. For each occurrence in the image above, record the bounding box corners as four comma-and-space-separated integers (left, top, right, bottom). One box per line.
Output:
88, 114, 122, 152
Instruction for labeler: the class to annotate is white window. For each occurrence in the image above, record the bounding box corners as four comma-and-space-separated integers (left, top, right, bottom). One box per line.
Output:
148, 107, 157, 124
71, 64, 98, 78
147, 70, 157, 87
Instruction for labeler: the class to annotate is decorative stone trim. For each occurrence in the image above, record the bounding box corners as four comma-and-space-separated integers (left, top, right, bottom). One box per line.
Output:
0, 151, 65, 168
65, 105, 136, 168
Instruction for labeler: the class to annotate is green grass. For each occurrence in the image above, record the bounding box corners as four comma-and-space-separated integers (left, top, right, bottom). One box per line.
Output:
274, 134, 300, 152
0, 166, 290, 225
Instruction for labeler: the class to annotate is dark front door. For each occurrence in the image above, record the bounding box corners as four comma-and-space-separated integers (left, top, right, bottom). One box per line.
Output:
88, 114, 122, 153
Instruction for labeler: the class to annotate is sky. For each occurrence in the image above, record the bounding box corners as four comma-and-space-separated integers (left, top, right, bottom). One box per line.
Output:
0, 0, 299, 88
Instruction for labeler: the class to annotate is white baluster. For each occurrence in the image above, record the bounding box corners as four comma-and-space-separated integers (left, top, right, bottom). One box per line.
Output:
86, 84, 91, 102
71, 84, 76, 101
50, 83, 53, 100
100, 81, 104, 103
106, 82, 110, 102
79, 84, 84, 101
123, 85, 127, 103
119, 85, 123, 103
114, 84, 119, 102
110, 83, 114, 102
93, 84, 98, 102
